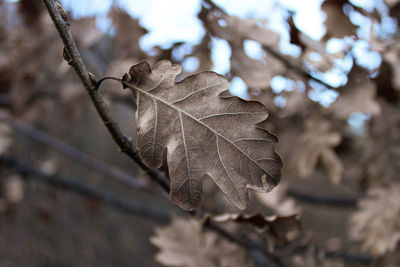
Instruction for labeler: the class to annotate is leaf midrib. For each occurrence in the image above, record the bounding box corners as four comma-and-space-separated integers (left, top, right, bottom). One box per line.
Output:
129, 82, 274, 183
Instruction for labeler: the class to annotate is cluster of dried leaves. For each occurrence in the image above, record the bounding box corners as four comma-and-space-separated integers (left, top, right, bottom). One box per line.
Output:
151, 216, 253, 267
2, 0, 400, 266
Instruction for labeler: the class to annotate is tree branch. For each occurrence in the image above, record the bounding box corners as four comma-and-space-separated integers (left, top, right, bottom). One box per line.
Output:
1, 152, 285, 266
204, 216, 285, 267
0, 111, 161, 194
0, 154, 170, 223
41, 0, 170, 192
40, 2, 287, 265
287, 188, 357, 207
202, 0, 336, 90
40, 4, 365, 266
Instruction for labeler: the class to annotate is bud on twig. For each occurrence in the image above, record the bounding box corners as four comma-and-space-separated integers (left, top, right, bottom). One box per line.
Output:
88, 72, 97, 87
55, 1, 68, 23
62, 47, 71, 63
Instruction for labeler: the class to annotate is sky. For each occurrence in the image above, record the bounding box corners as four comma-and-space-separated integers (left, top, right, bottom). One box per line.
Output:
7, 0, 396, 131
54, 0, 391, 89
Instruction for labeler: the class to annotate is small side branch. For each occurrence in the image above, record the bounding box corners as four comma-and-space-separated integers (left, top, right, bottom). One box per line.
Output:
202, 0, 336, 90
287, 189, 357, 207
0, 111, 156, 192
0, 154, 170, 223
41, 0, 170, 192
40, 2, 284, 264
0, 153, 285, 266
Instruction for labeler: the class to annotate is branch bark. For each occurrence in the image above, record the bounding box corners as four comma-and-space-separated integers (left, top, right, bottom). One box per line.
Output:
41, 0, 170, 192
0, 111, 158, 192
287, 188, 357, 207
202, 0, 336, 91
0, 154, 170, 223
41, 1, 285, 265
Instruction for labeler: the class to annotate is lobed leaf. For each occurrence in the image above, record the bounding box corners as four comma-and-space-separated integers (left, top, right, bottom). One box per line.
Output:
123, 60, 281, 210
150, 216, 253, 267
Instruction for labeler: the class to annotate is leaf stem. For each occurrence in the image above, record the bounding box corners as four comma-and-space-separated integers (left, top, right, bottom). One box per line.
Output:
41, 0, 170, 192
95, 76, 123, 89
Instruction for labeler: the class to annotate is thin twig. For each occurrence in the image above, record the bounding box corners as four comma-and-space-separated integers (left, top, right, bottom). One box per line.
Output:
0, 153, 284, 266
41, 1, 286, 265
7, 99, 352, 208
325, 249, 373, 264
0, 111, 160, 193
287, 189, 357, 207
41, 0, 170, 192
202, 0, 336, 90
0, 154, 170, 223
40, 3, 360, 265
205, 218, 285, 267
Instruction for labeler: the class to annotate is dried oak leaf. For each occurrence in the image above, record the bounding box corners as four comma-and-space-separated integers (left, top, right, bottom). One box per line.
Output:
185, 35, 213, 73
300, 33, 347, 73
199, 7, 286, 88
71, 17, 102, 48
199, 7, 280, 47
231, 43, 285, 89
213, 213, 300, 245
124, 60, 281, 210
321, 0, 356, 39
289, 115, 343, 184
350, 183, 400, 256
150, 216, 253, 267
254, 182, 301, 216
329, 65, 380, 120
364, 100, 400, 185
109, 8, 147, 58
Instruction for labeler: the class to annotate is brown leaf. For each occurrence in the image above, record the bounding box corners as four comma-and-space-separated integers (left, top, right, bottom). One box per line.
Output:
124, 60, 281, 210
213, 213, 300, 245
186, 35, 213, 73
329, 65, 381, 119
231, 43, 285, 89
281, 87, 313, 116
109, 8, 147, 58
364, 100, 400, 185
289, 115, 343, 184
300, 33, 347, 73
71, 17, 102, 48
200, 7, 286, 89
150, 216, 253, 267
199, 8, 280, 47
350, 183, 400, 256
254, 182, 301, 216
321, 0, 357, 39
